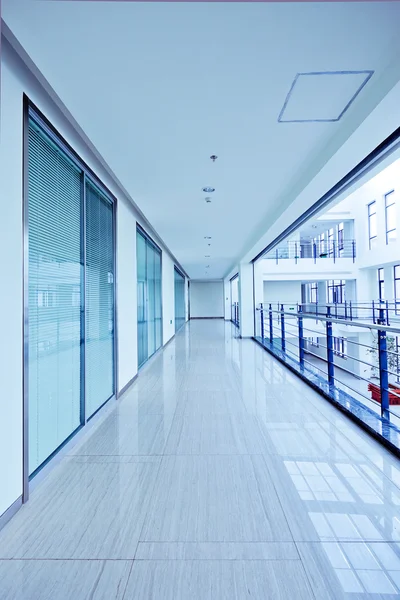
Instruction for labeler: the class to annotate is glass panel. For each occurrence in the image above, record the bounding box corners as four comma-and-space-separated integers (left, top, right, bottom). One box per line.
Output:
369, 213, 377, 238
28, 122, 82, 474
175, 269, 185, 332
137, 231, 148, 368
85, 181, 115, 418
155, 250, 162, 349
147, 244, 156, 357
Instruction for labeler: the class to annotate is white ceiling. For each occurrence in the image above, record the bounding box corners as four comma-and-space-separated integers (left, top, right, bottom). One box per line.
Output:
3, 1, 400, 279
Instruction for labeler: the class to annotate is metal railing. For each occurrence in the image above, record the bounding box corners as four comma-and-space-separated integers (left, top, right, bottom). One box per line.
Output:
256, 302, 400, 429
297, 301, 400, 325
231, 302, 239, 328
263, 240, 356, 264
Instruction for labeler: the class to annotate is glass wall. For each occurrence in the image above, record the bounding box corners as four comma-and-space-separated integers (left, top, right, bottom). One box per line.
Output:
137, 227, 162, 367
27, 112, 115, 475
174, 267, 185, 332
85, 181, 115, 417
28, 120, 82, 474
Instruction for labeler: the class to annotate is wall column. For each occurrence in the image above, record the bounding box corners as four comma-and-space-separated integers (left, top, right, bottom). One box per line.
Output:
238, 262, 255, 338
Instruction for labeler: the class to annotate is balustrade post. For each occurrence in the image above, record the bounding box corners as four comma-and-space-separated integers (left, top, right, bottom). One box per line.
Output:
378, 330, 390, 419
269, 303, 273, 343
260, 303, 264, 339
298, 306, 304, 368
326, 307, 334, 388
281, 304, 286, 352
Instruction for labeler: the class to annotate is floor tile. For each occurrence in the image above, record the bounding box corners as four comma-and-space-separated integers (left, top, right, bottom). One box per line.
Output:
297, 541, 400, 599
71, 412, 173, 456
135, 541, 299, 560
264, 453, 400, 542
141, 455, 293, 542
0, 559, 131, 600
164, 413, 273, 455
0, 460, 158, 559
124, 559, 313, 600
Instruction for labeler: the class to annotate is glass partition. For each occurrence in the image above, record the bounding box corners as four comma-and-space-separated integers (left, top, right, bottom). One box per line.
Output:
137, 227, 162, 367
174, 268, 185, 332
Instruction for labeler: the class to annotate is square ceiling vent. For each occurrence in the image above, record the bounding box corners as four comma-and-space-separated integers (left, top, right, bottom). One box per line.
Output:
278, 70, 374, 123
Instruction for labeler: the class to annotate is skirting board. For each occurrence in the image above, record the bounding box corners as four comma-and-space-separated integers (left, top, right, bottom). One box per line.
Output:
118, 373, 138, 398
190, 317, 224, 320
0, 496, 22, 533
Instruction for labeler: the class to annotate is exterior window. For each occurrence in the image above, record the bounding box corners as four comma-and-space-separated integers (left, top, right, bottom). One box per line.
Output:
333, 337, 347, 358
309, 337, 319, 348
338, 222, 344, 255
385, 190, 396, 243
309, 282, 318, 304
328, 228, 334, 256
378, 268, 385, 301
319, 233, 326, 256
397, 336, 400, 383
394, 265, 400, 314
368, 201, 377, 249
327, 280, 346, 304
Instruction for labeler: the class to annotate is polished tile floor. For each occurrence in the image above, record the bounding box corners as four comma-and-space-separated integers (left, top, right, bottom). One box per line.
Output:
2, 320, 400, 598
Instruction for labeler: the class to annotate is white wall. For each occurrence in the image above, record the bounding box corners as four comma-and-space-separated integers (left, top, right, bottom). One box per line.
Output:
162, 253, 175, 344
190, 281, 224, 318
117, 200, 138, 390
0, 50, 24, 518
263, 281, 302, 306
0, 36, 186, 520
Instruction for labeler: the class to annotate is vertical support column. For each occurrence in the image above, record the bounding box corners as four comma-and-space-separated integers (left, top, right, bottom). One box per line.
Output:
224, 278, 231, 321
253, 260, 264, 338
298, 306, 304, 367
260, 303, 264, 339
378, 330, 390, 420
238, 262, 255, 338
281, 304, 285, 352
326, 307, 334, 388
269, 303, 273, 343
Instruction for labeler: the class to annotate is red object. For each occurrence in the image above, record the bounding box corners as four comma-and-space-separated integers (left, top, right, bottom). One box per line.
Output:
368, 382, 400, 405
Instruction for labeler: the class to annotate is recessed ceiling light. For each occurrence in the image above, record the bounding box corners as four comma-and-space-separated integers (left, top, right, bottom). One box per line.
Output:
202, 187, 215, 193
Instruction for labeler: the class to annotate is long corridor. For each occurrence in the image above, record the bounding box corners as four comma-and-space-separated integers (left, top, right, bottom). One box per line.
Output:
1, 320, 400, 598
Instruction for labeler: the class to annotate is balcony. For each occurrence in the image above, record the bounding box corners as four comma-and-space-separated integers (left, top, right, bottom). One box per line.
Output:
254, 302, 400, 455
264, 240, 356, 264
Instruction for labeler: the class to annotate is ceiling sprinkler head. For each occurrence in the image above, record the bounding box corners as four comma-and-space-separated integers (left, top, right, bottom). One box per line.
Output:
205, 197, 212, 203
210, 155, 218, 162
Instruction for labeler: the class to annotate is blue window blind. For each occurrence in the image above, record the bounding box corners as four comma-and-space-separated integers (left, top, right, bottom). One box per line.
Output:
28, 120, 82, 474
85, 181, 115, 417
136, 228, 162, 367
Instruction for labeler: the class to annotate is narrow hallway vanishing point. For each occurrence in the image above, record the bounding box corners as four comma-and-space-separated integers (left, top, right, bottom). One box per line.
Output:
1, 320, 400, 599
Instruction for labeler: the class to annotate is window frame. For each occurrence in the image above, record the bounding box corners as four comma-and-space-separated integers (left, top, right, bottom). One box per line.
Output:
333, 337, 347, 358
394, 265, 400, 315
368, 201, 377, 250
378, 268, 385, 302
385, 190, 396, 244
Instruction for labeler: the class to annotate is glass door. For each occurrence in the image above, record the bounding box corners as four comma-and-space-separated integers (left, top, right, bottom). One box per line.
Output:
137, 227, 162, 367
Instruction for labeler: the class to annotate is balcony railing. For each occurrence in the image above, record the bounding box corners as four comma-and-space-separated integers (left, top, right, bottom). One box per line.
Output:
298, 301, 400, 325
255, 302, 400, 454
263, 240, 356, 264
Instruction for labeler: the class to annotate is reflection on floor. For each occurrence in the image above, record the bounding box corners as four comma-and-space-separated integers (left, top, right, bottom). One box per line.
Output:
1, 320, 400, 598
